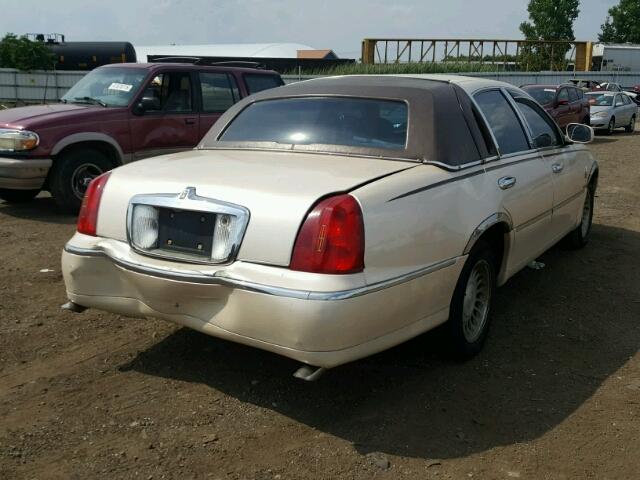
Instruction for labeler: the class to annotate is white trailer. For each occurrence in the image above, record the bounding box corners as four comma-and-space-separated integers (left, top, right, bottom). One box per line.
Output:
592, 43, 640, 72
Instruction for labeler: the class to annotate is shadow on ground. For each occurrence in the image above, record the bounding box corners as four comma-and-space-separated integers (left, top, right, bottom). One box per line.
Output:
0, 194, 75, 225
121, 223, 640, 460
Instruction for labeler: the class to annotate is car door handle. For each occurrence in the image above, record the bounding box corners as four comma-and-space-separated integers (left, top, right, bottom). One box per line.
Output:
498, 176, 516, 190
184, 118, 196, 125
552, 163, 564, 173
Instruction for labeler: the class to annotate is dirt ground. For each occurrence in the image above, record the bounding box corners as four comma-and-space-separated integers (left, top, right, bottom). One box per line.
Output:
1, 128, 639, 480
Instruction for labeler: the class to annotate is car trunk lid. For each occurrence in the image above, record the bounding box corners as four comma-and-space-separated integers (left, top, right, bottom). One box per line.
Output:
98, 149, 416, 266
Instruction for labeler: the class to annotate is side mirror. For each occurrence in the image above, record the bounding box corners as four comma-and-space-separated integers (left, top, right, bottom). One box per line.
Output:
132, 96, 160, 115
566, 123, 594, 144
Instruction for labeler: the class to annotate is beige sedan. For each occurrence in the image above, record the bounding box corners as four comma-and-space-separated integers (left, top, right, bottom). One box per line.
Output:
61, 75, 598, 379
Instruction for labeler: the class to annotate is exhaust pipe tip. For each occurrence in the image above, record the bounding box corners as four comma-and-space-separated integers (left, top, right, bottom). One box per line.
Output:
293, 365, 326, 382
61, 301, 87, 314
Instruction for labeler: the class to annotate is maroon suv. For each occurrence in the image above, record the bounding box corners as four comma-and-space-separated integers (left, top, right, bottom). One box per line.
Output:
0, 63, 283, 211
521, 84, 590, 130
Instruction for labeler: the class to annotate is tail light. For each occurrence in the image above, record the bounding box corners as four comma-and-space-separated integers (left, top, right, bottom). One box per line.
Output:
290, 194, 364, 274
77, 171, 111, 236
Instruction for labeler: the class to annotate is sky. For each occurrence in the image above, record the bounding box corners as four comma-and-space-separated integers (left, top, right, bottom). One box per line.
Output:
0, 0, 620, 58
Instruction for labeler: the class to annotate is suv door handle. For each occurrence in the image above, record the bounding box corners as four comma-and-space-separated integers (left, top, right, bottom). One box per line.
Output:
498, 176, 516, 190
184, 118, 196, 125
552, 163, 564, 173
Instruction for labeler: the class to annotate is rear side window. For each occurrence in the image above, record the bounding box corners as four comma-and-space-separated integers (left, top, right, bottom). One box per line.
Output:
568, 88, 579, 102
244, 74, 284, 95
513, 99, 561, 149
199, 73, 239, 113
474, 90, 530, 155
622, 94, 632, 105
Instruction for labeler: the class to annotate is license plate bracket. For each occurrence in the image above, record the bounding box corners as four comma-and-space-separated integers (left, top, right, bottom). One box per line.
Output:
157, 208, 214, 258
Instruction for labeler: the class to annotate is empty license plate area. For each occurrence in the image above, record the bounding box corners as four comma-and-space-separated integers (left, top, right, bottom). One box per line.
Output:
157, 208, 215, 257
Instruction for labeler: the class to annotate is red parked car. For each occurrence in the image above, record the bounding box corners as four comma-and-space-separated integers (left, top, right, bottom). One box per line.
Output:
0, 63, 283, 211
521, 84, 590, 130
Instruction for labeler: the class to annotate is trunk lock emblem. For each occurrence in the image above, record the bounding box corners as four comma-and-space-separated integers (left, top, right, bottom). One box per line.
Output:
179, 187, 196, 200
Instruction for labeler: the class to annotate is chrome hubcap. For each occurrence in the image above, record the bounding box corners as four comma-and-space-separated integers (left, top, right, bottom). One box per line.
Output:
462, 260, 491, 343
581, 192, 592, 238
71, 163, 102, 199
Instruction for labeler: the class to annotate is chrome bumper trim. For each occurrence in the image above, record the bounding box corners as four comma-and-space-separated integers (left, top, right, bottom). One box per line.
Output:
64, 244, 457, 301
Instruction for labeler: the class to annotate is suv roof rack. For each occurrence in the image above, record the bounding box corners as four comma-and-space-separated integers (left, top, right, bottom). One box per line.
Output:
195, 60, 265, 69
150, 56, 266, 69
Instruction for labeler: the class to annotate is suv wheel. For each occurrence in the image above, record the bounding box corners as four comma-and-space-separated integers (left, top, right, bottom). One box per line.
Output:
0, 188, 40, 204
625, 115, 636, 133
446, 241, 496, 359
50, 148, 113, 213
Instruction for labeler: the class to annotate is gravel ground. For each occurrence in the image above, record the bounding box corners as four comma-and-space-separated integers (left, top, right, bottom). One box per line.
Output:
1, 128, 639, 479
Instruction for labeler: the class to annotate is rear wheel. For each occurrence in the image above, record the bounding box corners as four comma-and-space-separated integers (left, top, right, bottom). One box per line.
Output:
49, 148, 113, 213
446, 242, 496, 359
564, 184, 595, 249
0, 188, 40, 204
625, 115, 636, 133
606, 117, 615, 135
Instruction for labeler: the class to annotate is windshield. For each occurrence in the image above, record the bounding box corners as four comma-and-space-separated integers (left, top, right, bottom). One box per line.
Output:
61, 67, 147, 107
524, 87, 556, 106
586, 93, 614, 106
219, 97, 408, 150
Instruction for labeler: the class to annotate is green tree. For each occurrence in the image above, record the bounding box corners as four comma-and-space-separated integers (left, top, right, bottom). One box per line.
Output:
519, 0, 581, 71
0, 34, 55, 71
599, 0, 640, 43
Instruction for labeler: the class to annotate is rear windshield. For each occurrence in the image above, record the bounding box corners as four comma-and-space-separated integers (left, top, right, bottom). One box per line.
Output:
586, 93, 614, 106
524, 87, 556, 106
219, 97, 408, 150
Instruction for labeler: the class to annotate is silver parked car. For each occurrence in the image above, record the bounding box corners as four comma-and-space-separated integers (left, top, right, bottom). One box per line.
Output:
587, 92, 637, 134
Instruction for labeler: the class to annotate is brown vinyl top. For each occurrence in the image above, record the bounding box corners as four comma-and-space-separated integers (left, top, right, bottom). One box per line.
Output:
199, 75, 488, 166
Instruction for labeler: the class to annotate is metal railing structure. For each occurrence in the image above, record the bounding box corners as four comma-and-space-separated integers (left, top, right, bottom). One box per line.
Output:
361, 39, 593, 72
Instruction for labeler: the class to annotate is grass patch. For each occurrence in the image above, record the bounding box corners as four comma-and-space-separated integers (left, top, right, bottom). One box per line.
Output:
284, 62, 511, 76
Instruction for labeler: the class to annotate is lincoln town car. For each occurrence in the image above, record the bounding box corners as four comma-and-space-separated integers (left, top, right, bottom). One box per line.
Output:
61, 75, 598, 379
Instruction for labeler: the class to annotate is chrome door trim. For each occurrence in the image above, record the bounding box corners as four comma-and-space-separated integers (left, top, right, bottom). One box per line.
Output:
63, 243, 458, 302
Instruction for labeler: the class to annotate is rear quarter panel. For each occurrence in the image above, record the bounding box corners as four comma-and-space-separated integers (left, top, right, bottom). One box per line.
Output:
352, 164, 504, 285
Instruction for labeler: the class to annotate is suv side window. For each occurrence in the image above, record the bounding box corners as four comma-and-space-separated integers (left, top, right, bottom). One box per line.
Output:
568, 88, 578, 102
474, 89, 530, 155
199, 73, 240, 113
513, 98, 562, 149
142, 72, 193, 113
244, 74, 284, 95
557, 88, 569, 103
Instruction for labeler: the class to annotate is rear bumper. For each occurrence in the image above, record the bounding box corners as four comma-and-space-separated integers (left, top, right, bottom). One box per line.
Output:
61, 238, 463, 368
0, 157, 51, 189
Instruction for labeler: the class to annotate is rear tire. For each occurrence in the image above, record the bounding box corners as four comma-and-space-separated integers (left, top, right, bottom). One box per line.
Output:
49, 148, 113, 213
0, 188, 40, 204
625, 115, 636, 133
446, 242, 496, 359
563, 185, 595, 250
